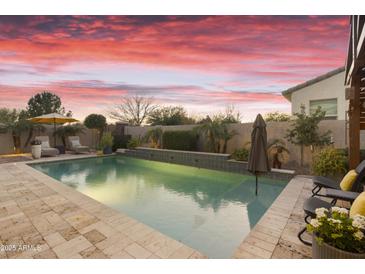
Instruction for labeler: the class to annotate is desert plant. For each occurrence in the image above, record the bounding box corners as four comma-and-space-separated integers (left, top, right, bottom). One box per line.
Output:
127, 137, 142, 149
144, 127, 163, 148
100, 132, 114, 149
231, 148, 250, 161
285, 105, 332, 167
267, 139, 290, 169
312, 147, 347, 177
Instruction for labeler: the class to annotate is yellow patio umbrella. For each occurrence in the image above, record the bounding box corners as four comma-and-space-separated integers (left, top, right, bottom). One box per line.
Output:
28, 113, 79, 146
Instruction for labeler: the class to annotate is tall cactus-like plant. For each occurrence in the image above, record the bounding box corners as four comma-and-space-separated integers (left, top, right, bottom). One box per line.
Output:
144, 127, 163, 148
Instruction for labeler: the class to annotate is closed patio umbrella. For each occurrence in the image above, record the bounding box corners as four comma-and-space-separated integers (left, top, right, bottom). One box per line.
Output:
28, 113, 78, 146
248, 114, 270, 195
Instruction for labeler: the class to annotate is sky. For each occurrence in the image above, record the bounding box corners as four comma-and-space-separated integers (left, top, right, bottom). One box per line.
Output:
0, 15, 350, 122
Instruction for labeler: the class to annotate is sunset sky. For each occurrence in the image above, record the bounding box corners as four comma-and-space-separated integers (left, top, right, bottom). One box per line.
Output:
0, 15, 349, 122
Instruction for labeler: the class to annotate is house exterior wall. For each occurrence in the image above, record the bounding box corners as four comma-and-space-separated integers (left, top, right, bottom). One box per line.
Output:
289, 71, 347, 120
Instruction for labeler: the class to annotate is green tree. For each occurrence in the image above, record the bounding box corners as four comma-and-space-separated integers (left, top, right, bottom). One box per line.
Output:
0, 108, 32, 153
84, 114, 107, 143
26, 91, 71, 117
53, 124, 86, 147
148, 106, 195, 125
24, 91, 71, 146
264, 111, 291, 122
285, 105, 331, 167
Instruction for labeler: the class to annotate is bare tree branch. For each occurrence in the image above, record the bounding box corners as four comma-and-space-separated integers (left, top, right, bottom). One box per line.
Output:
109, 95, 157, 125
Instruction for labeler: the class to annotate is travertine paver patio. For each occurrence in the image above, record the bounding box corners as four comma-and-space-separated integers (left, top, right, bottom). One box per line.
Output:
234, 176, 326, 259
0, 154, 315, 259
0, 155, 206, 259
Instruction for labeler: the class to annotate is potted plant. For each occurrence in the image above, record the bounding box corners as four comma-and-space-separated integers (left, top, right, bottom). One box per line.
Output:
307, 207, 365, 258
100, 132, 114, 155
267, 139, 290, 169
31, 139, 42, 159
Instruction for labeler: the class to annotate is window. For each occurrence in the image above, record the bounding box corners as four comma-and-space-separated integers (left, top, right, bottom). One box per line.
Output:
309, 98, 337, 119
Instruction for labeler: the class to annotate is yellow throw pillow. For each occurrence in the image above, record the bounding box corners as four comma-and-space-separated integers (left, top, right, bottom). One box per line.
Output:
350, 192, 365, 217
340, 169, 358, 191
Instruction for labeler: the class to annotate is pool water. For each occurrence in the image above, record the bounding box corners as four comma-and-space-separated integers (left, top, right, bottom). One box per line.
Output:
32, 156, 287, 258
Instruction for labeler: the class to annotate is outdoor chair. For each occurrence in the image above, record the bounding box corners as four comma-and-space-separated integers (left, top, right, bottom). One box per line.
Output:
311, 160, 365, 197
34, 136, 60, 157
68, 136, 89, 154
297, 192, 365, 245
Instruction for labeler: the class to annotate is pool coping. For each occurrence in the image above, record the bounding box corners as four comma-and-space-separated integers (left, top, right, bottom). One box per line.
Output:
0, 154, 305, 259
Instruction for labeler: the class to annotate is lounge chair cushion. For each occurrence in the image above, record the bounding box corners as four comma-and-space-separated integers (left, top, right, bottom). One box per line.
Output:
41, 141, 50, 148
41, 147, 59, 157
340, 169, 358, 191
71, 140, 81, 147
350, 192, 365, 217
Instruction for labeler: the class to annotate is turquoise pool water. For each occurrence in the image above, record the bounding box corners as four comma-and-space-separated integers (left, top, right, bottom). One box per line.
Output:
32, 156, 287, 258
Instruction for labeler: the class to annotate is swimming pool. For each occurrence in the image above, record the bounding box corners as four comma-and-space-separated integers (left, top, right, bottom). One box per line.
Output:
31, 155, 287, 258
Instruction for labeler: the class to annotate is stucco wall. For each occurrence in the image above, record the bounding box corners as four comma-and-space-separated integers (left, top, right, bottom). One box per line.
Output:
124, 120, 360, 169
290, 71, 348, 120
0, 125, 116, 155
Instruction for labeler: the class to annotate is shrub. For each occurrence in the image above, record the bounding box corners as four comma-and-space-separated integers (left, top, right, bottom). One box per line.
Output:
100, 132, 114, 149
231, 148, 250, 161
127, 138, 142, 149
162, 130, 197, 151
313, 147, 347, 177
112, 134, 131, 151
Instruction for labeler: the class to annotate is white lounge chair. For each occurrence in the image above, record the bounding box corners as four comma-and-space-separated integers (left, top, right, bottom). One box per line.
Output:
68, 136, 89, 154
34, 136, 60, 157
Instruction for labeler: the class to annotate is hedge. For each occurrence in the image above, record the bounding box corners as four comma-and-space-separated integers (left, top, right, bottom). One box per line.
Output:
162, 130, 197, 151
112, 134, 131, 151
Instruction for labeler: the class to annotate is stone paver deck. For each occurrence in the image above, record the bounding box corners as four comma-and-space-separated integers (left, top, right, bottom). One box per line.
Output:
1, 154, 314, 259
234, 176, 315, 259
0, 155, 206, 259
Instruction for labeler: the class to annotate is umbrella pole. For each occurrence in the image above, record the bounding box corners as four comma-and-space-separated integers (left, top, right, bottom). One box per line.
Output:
54, 118, 56, 146
255, 173, 258, 196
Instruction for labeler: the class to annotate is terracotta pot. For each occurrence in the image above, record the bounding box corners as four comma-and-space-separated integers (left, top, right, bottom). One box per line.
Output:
312, 236, 365, 259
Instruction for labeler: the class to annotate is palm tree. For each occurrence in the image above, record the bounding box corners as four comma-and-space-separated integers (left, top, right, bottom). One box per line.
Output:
144, 127, 163, 148
0, 108, 31, 153
195, 118, 236, 153
53, 123, 86, 147
221, 125, 237, 153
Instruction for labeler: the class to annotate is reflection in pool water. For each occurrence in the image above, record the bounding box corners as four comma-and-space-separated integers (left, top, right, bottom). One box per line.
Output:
32, 155, 287, 258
